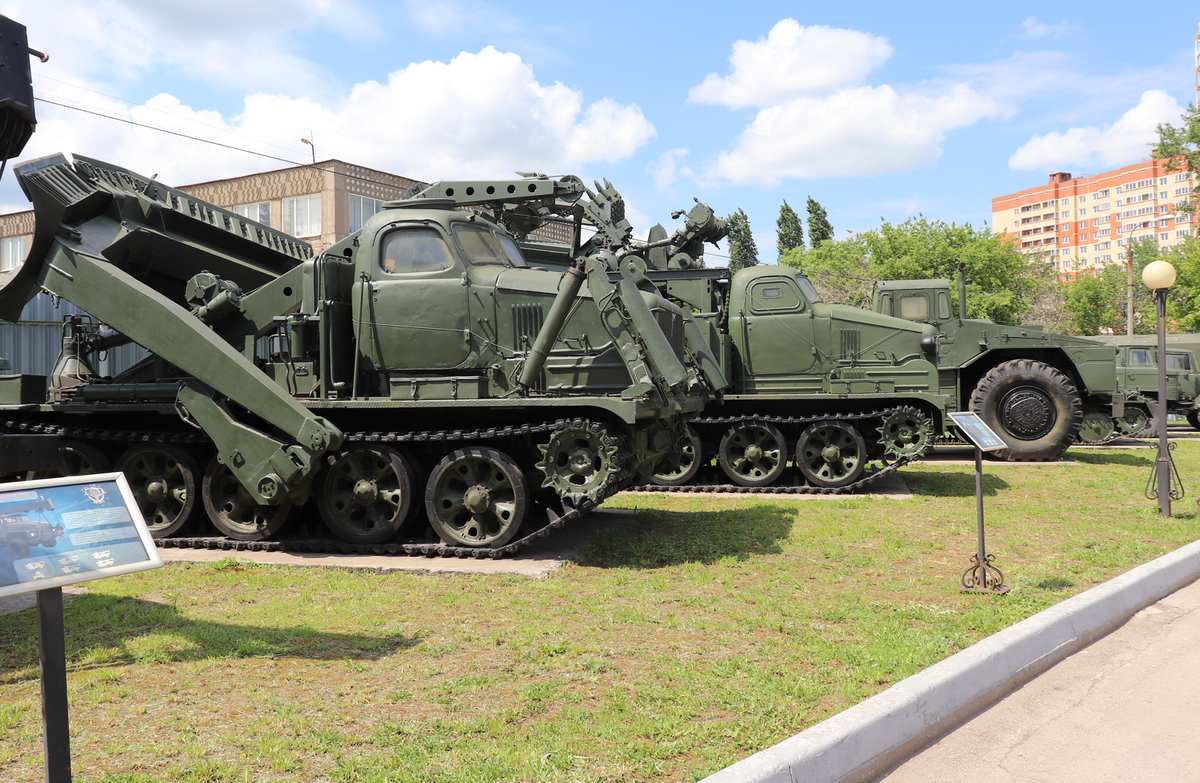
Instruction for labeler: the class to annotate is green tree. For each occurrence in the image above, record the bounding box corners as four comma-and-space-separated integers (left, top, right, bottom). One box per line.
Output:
783, 215, 1047, 324
806, 197, 834, 247
1155, 103, 1200, 214
776, 200, 804, 259
726, 208, 758, 275
1060, 239, 1161, 335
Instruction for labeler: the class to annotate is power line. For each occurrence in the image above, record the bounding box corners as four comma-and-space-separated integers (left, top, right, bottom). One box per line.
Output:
32, 97, 417, 192
35, 76, 303, 156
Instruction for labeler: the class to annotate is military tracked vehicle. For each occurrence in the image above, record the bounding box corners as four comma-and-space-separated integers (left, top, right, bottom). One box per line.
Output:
0, 153, 726, 555
522, 204, 950, 490
872, 270, 1126, 454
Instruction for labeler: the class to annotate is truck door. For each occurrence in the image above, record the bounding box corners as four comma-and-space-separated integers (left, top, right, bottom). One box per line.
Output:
358, 225, 470, 371
741, 275, 817, 375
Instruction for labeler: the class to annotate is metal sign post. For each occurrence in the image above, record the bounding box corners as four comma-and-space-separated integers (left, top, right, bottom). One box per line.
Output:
0, 473, 163, 782
947, 412, 1010, 595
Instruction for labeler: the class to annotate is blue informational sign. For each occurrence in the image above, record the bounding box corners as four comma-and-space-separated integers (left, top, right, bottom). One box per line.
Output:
947, 411, 1008, 452
0, 473, 162, 598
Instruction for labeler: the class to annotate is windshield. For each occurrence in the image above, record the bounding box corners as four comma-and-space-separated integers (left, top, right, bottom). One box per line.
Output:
795, 274, 821, 303
1167, 353, 1192, 371
453, 223, 526, 266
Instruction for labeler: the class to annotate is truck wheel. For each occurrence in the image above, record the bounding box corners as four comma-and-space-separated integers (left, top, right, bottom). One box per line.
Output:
26, 440, 110, 481
117, 444, 202, 537
9, 539, 29, 559
202, 457, 295, 541
652, 425, 703, 486
317, 446, 418, 544
425, 447, 528, 548
718, 422, 787, 487
1187, 410, 1200, 432
970, 360, 1082, 461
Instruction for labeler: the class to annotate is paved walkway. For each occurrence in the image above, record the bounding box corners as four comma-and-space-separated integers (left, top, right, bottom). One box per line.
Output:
877, 577, 1200, 783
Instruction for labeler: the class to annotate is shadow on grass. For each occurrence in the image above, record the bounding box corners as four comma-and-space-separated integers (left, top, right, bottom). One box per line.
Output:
576, 504, 796, 569
1070, 451, 1153, 467
0, 593, 419, 682
901, 472, 1010, 498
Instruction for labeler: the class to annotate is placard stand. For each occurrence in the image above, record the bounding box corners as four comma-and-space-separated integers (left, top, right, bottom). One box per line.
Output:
37, 587, 71, 782
947, 412, 1010, 595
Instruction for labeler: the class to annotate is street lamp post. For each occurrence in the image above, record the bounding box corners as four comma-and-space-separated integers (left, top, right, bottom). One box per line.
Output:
1142, 259, 1177, 517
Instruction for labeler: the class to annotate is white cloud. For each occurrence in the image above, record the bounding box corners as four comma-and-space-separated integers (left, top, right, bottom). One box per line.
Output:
20, 47, 656, 188
648, 148, 689, 191
688, 20, 892, 109
1008, 90, 1182, 171
705, 84, 1001, 187
690, 20, 1002, 186
1017, 17, 1079, 39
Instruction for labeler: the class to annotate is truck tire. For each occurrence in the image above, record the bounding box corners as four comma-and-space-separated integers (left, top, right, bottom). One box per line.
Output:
969, 359, 1082, 461
1188, 409, 1200, 432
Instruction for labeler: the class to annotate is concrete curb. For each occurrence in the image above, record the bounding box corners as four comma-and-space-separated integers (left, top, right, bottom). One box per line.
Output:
701, 536, 1200, 783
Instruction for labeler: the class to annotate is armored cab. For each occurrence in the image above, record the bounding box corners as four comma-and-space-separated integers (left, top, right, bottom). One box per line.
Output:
0, 154, 724, 555
1085, 336, 1200, 437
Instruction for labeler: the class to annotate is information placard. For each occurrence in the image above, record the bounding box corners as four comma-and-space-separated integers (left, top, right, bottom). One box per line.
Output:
0, 472, 162, 598
947, 411, 1008, 452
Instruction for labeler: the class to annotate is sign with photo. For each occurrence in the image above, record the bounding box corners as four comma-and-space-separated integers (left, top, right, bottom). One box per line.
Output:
0, 472, 162, 598
947, 411, 1008, 452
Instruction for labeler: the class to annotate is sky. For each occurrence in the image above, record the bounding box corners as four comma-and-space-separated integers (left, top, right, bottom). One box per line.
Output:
2, 1, 1197, 262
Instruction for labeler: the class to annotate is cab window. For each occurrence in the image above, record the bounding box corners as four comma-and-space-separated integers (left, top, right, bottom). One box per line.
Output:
453, 223, 512, 266
381, 228, 454, 274
749, 280, 802, 313
795, 275, 821, 303
1167, 353, 1192, 371
937, 291, 951, 320
878, 293, 892, 315
1127, 349, 1152, 367
494, 232, 529, 268
899, 295, 929, 320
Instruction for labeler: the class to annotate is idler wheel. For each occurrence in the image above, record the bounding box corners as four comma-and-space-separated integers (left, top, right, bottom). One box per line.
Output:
652, 425, 704, 486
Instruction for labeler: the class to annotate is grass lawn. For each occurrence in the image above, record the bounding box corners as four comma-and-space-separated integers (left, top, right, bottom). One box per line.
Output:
1, 440, 1198, 782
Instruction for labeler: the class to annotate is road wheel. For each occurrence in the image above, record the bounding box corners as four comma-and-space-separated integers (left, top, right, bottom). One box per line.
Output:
426, 447, 528, 548
652, 425, 704, 486
717, 422, 787, 487
1114, 407, 1150, 437
116, 444, 201, 537
202, 457, 294, 541
316, 445, 418, 544
796, 421, 867, 488
969, 360, 1081, 461
26, 440, 110, 480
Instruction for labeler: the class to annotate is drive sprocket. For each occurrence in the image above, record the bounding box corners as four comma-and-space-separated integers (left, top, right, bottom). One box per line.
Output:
875, 406, 934, 461
535, 419, 620, 507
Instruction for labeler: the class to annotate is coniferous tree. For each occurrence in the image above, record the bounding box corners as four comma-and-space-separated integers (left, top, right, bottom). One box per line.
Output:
806, 197, 834, 247
726, 209, 759, 275
776, 200, 805, 260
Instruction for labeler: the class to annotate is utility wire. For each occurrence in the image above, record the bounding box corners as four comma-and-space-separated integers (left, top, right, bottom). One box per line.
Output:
36, 76, 302, 155
33, 96, 418, 192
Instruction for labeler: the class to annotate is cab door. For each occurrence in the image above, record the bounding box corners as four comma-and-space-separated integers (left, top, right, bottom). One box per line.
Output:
357, 224, 470, 371
741, 275, 817, 375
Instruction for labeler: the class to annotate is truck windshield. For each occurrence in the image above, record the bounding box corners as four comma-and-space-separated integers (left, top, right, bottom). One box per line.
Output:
1167, 353, 1192, 371
453, 224, 527, 267
795, 275, 821, 303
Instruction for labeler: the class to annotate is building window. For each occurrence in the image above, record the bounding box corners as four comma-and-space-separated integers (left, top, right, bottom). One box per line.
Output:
1177, 229, 1193, 238
231, 201, 271, 226
348, 194, 383, 233
282, 194, 322, 238
1160, 232, 1169, 241
1160, 178, 1168, 186
1096, 189, 1110, 197
0, 235, 25, 272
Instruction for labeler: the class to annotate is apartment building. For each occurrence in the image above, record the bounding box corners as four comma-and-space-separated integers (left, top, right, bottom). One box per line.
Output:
991, 158, 1196, 274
